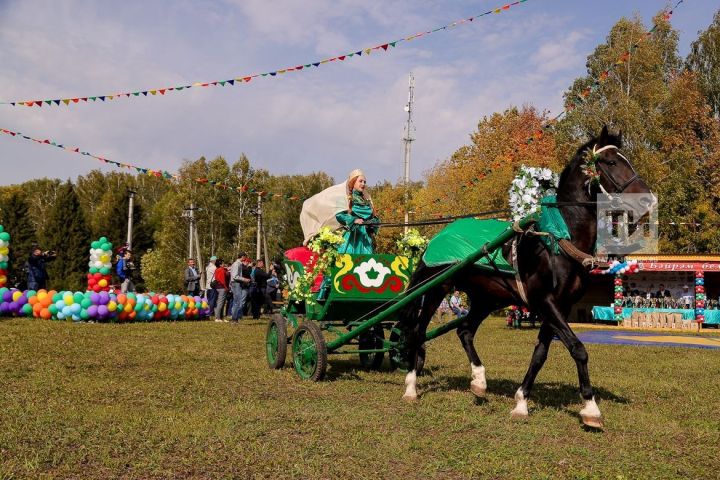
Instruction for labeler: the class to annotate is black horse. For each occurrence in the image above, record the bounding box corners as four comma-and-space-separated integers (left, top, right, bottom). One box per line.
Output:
398, 126, 653, 428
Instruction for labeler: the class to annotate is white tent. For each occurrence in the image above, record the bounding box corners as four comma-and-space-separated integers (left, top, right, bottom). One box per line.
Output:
299, 182, 348, 244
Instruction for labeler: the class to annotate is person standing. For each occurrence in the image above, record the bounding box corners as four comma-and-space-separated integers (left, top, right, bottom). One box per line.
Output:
26, 246, 56, 291
213, 259, 229, 321
205, 255, 218, 312
250, 259, 269, 319
116, 248, 135, 293
230, 253, 251, 322
184, 258, 201, 296
265, 267, 280, 313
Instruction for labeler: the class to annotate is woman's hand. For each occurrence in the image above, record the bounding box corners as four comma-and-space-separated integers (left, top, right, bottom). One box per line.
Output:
353, 218, 364, 225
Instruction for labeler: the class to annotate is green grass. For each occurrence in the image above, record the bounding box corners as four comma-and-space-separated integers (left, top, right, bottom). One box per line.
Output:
1, 318, 719, 479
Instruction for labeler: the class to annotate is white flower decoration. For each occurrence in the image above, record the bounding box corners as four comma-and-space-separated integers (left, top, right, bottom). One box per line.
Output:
353, 258, 391, 288
508, 165, 560, 222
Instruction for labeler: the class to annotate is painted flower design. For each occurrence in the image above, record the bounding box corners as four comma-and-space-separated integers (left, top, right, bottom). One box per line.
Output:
353, 258, 391, 288
284, 264, 301, 290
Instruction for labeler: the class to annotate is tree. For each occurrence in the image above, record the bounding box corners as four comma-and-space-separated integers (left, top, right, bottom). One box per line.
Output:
0, 189, 37, 287
41, 181, 90, 291
557, 11, 720, 252
687, 9, 720, 118
413, 106, 558, 228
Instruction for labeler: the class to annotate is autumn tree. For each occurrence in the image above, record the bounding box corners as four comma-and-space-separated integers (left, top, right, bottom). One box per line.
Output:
687, 9, 720, 118
413, 106, 558, 230
557, 11, 720, 252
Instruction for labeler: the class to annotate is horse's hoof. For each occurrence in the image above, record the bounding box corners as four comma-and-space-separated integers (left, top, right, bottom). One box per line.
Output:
470, 382, 486, 397
581, 414, 604, 429
402, 393, 418, 403
510, 408, 528, 420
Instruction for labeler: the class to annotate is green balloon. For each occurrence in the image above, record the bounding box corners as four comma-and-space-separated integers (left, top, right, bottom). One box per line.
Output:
73, 292, 84, 303
52, 293, 62, 302
91, 241, 100, 249
0, 261, 7, 269
49, 305, 58, 315
0, 232, 9, 241
26, 290, 36, 298
80, 310, 89, 320
81, 298, 92, 308
89, 267, 98, 274
100, 243, 110, 251
99, 236, 107, 243
100, 267, 111, 275
22, 304, 32, 315
0, 225, 3, 232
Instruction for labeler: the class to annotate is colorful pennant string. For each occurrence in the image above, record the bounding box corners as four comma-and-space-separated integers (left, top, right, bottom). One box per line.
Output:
0, 1, 532, 108
0, 127, 302, 201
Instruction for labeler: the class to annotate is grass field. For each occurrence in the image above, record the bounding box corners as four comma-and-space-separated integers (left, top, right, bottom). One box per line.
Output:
1, 317, 719, 479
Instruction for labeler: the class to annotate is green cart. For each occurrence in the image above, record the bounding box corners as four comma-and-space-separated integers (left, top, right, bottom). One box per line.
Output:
265, 216, 536, 381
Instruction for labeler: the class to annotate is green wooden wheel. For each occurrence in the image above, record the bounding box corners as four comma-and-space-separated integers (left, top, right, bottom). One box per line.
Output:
359, 324, 385, 370
266, 314, 288, 369
291, 322, 327, 381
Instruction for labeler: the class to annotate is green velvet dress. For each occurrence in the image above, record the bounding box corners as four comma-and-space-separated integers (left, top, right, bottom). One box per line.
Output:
335, 190, 379, 254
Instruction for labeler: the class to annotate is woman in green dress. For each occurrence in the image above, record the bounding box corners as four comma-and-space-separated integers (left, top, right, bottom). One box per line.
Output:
335, 169, 379, 254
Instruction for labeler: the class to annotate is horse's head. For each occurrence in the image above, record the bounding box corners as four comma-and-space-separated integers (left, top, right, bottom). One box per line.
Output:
588, 126, 651, 197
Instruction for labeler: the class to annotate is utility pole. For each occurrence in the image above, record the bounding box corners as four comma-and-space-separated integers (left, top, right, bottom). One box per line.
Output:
127, 189, 136, 250
183, 204, 198, 260
256, 194, 262, 261
402, 72, 415, 234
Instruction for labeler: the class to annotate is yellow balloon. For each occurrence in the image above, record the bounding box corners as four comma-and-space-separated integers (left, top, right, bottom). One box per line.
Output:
98, 279, 108, 287
158, 303, 167, 312
124, 303, 132, 313
107, 301, 117, 312
12, 290, 22, 301
64, 295, 74, 305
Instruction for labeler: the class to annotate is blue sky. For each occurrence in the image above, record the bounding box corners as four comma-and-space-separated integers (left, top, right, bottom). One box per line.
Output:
0, 0, 716, 187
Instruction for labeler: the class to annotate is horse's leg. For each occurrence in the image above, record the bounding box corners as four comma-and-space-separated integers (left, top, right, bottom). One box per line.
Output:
511, 321, 553, 420
403, 287, 445, 402
455, 305, 492, 397
528, 300, 603, 428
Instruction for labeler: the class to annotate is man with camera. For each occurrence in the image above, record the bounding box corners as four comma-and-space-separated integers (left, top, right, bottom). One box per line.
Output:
26, 246, 56, 291
116, 248, 136, 293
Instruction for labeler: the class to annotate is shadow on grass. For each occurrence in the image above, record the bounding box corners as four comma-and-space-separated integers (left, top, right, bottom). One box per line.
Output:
421, 375, 630, 408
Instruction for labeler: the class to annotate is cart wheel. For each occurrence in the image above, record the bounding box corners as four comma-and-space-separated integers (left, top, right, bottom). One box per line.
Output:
388, 324, 425, 372
291, 322, 327, 381
266, 314, 288, 369
359, 324, 385, 370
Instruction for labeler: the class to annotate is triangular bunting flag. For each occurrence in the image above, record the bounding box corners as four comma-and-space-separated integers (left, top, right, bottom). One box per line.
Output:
44, 100, 52, 105
380, 44, 389, 51
159, 89, 166, 94
62, 99, 70, 105
338, 55, 346, 61
228, 79, 235, 85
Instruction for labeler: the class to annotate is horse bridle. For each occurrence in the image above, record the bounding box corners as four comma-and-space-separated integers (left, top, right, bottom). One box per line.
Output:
590, 144, 639, 196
